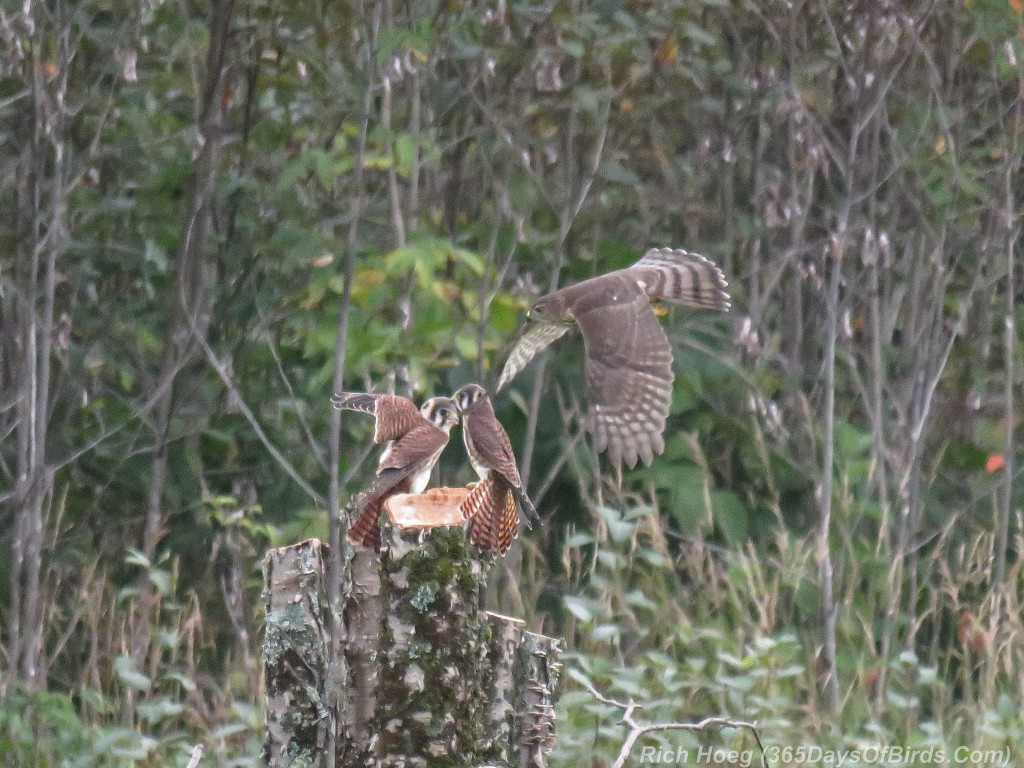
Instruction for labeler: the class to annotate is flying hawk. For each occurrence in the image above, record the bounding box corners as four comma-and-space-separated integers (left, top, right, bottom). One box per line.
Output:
496, 248, 729, 468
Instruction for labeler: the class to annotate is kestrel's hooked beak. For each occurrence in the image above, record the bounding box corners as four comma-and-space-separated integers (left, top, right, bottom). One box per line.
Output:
442, 405, 461, 429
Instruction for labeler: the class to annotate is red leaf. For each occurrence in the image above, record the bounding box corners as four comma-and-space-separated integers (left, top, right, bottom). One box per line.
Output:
986, 454, 1005, 473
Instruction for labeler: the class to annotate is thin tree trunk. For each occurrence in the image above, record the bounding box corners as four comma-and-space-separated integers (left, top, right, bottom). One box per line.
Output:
131, 0, 234, 678
9, 0, 74, 690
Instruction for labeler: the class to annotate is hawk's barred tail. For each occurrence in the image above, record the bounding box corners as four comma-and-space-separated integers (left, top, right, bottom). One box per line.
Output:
632, 247, 731, 311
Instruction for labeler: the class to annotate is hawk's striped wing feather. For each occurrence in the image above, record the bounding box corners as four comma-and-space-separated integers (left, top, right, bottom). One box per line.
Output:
576, 291, 674, 468
496, 322, 572, 391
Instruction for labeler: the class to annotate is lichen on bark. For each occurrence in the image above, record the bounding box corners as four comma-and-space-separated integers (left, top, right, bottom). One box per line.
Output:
263, 540, 333, 767
376, 522, 493, 766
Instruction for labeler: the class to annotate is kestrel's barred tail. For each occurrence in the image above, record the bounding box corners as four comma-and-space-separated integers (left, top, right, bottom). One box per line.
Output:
460, 476, 519, 554
632, 248, 731, 311
346, 493, 385, 550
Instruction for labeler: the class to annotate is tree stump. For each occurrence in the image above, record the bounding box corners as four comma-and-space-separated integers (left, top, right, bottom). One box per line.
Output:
262, 540, 333, 767
262, 488, 563, 768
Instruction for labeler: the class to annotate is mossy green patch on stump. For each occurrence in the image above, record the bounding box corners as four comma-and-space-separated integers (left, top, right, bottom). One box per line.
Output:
377, 524, 492, 767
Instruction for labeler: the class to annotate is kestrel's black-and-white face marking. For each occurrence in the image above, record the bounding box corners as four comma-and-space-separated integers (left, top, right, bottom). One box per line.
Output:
452, 383, 487, 414
420, 396, 460, 431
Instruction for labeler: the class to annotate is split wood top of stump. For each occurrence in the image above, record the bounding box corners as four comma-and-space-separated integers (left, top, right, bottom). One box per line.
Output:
384, 486, 472, 530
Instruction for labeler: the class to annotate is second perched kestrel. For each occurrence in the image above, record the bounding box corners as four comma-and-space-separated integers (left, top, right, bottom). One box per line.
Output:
496, 248, 730, 469
333, 392, 460, 549
452, 383, 540, 555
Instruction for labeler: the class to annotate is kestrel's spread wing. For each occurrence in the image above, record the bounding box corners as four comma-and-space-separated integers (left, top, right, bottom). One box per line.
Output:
496, 321, 572, 391
334, 393, 458, 549
494, 248, 729, 468
331, 392, 424, 443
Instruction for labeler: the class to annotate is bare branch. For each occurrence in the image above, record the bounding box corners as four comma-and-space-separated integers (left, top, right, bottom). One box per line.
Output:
582, 681, 766, 768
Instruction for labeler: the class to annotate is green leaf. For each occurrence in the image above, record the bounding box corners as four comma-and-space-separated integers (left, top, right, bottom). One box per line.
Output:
135, 698, 184, 725
149, 569, 171, 595
564, 595, 595, 623
114, 656, 152, 692
124, 549, 151, 569
710, 489, 749, 545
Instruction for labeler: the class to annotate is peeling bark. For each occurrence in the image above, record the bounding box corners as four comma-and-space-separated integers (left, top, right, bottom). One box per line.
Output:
264, 540, 334, 767
482, 613, 525, 763
262, 490, 562, 768
516, 632, 563, 766
342, 546, 383, 766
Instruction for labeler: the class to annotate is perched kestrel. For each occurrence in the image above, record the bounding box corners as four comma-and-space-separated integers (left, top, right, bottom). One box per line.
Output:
452, 383, 540, 555
496, 248, 730, 469
333, 392, 460, 549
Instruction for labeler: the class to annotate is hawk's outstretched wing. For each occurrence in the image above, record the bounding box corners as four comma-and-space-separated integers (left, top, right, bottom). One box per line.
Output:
495, 322, 572, 391
577, 289, 674, 468
493, 248, 728, 468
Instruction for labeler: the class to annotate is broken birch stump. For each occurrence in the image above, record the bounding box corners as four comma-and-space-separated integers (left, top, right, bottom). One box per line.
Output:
262, 540, 333, 767
262, 487, 563, 768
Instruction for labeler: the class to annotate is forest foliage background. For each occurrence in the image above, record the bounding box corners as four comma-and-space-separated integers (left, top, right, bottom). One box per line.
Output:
2, 0, 1023, 765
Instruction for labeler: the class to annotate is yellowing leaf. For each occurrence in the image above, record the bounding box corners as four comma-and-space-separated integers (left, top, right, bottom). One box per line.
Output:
653, 35, 678, 66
